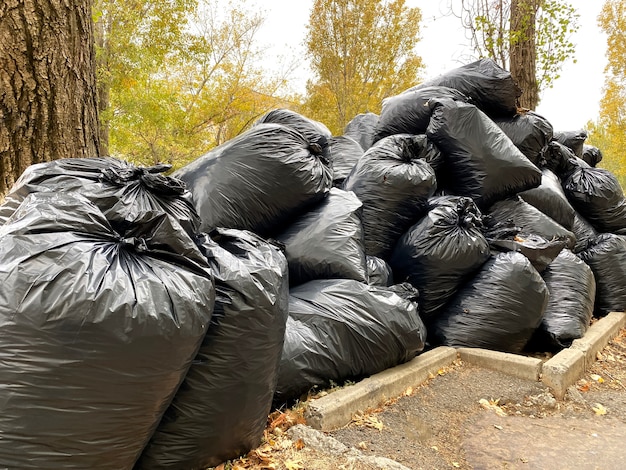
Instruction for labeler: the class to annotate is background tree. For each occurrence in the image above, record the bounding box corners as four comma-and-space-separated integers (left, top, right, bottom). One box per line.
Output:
97, 0, 295, 168
453, 0, 579, 109
0, 0, 100, 194
587, 0, 625, 190
304, 0, 423, 135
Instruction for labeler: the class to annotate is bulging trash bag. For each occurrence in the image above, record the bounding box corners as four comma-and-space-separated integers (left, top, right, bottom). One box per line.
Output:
0, 157, 200, 235
571, 211, 599, 254
561, 158, 626, 235
430, 251, 549, 354
582, 144, 603, 167
366, 255, 394, 287
329, 135, 364, 187
412, 58, 521, 117
174, 123, 333, 237
493, 110, 553, 165
390, 196, 490, 321
579, 234, 626, 316
255, 108, 332, 160
485, 196, 576, 250
0, 192, 215, 469
519, 168, 575, 230
343, 134, 437, 258
274, 280, 426, 404
426, 99, 541, 208
542, 141, 579, 176
344, 112, 379, 151
553, 129, 588, 158
374, 86, 469, 142
137, 228, 289, 470
527, 249, 596, 351
276, 188, 367, 286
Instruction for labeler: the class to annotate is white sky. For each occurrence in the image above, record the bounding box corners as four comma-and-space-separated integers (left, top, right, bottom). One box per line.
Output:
254, 0, 608, 132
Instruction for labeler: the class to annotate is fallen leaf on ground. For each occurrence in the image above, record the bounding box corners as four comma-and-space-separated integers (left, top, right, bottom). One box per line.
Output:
358, 441, 368, 450
284, 459, 304, 470
479, 398, 507, 417
578, 381, 590, 392
294, 439, 305, 450
592, 403, 607, 415
353, 412, 384, 431
494, 424, 503, 430
590, 374, 605, 384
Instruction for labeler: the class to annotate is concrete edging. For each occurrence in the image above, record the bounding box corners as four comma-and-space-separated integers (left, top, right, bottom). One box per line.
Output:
457, 347, 543, 381
305, 346, 457, 431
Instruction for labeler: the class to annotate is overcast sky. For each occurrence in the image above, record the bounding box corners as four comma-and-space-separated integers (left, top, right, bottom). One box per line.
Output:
255, 0, 607, 132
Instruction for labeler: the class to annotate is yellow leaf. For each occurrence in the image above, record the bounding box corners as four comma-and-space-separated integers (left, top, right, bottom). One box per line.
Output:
404, 386, 413, 396
284, 459, 304, 470
479, 398, 507, 417
590, 374, 604, 383
592, 403, 608, 415
452, 462, 460, 468
358, 441, 368, 450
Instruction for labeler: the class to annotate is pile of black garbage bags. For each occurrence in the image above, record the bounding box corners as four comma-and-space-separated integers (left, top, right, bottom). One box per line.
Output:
1, 58, 625, 468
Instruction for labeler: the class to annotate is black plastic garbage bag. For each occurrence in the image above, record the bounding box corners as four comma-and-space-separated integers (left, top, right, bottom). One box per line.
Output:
174, 124, 333, 237
582, 144, 603, 167
527, 249, 596, 351
411, 58, 521, 118
493, 110, 553, 165
0, 193, 215, 469
344, 112, 379, 151
426, 99, 541, 208
374, 86, 469, 142
276, 188, 367, 286
571, 212, 599, 253
519, 168, 575, 230
390, 196, 490, 321
579, 234, 626, 316
0, 157, 200, 235
366, 256, 394, 287
329, 135, 364, 187
430, 251, 549, 353
485, 196, 576, 249
561, 158, 626, 235
343, 134, 437, 258
274, 280, 426, 404
553, 129, 588, 158
255, 108, 332, 160
136, 228, 289, 470
542, 141, 579, 176
485, 229, 567, 273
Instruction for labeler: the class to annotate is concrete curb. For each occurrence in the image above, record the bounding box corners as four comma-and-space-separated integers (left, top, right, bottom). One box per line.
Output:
457, 348, 543, 381
303, 313, 625, 430
542, 311, 626, 399
305, 346, 456, 431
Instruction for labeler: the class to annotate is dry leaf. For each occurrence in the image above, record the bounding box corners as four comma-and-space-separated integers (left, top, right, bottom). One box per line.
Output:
284, 459, 304, 470
452, 462, 460, 468
404, 386, 413, 396
494, 424, 503, 430
294, 439, 305, 451
578, 382, 590, 392
280, 439, 293, 450
590, 374, 605, 384
592, 403, 607, 415
358, 441, 368, 450
479, 398, 507, 417
353, 412, 384, 431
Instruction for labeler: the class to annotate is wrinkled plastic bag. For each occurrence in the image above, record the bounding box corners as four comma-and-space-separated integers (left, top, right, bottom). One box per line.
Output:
561, 158, 626, 235
390, 196, 490, 321
174, 123, 333, 237
527, 249, 595, 351
276, 188, 367, 286
274, 280, 426, 404
329, 135, 364, 187
553, 129, 588, 158
0, 193, 215, 469
374, 86, 468, 142
430, 251, 549, 353
493, 110, 553, 165
582, 144, 603, 167
485, 196, 576, 250
0, 157, 200, 235
571, 211, 599, 254
344, 112, 379, 151
519, 168, 575, 230
343, 134, 437, 258
366, 255, 394, 287
412, 58, 521, 117
426, 99, 541, 208
255, 108, 332, 160
579, 234, 626, 316
137, 228, 288, 470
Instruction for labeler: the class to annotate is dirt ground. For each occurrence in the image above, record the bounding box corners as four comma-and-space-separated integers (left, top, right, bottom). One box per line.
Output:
211, 328, 626, 470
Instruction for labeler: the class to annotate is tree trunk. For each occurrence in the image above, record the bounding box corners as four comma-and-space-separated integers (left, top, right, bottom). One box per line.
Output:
509, 0, 540, 110
94, 8, 110, 156
0, 0, 100, 194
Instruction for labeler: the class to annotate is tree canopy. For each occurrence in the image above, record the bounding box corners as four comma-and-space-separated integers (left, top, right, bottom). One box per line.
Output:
304, 0, 423, 134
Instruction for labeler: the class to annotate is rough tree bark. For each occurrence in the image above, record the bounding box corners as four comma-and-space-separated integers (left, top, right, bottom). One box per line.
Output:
510, 0, 541, 110
0, 0, 100, 194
